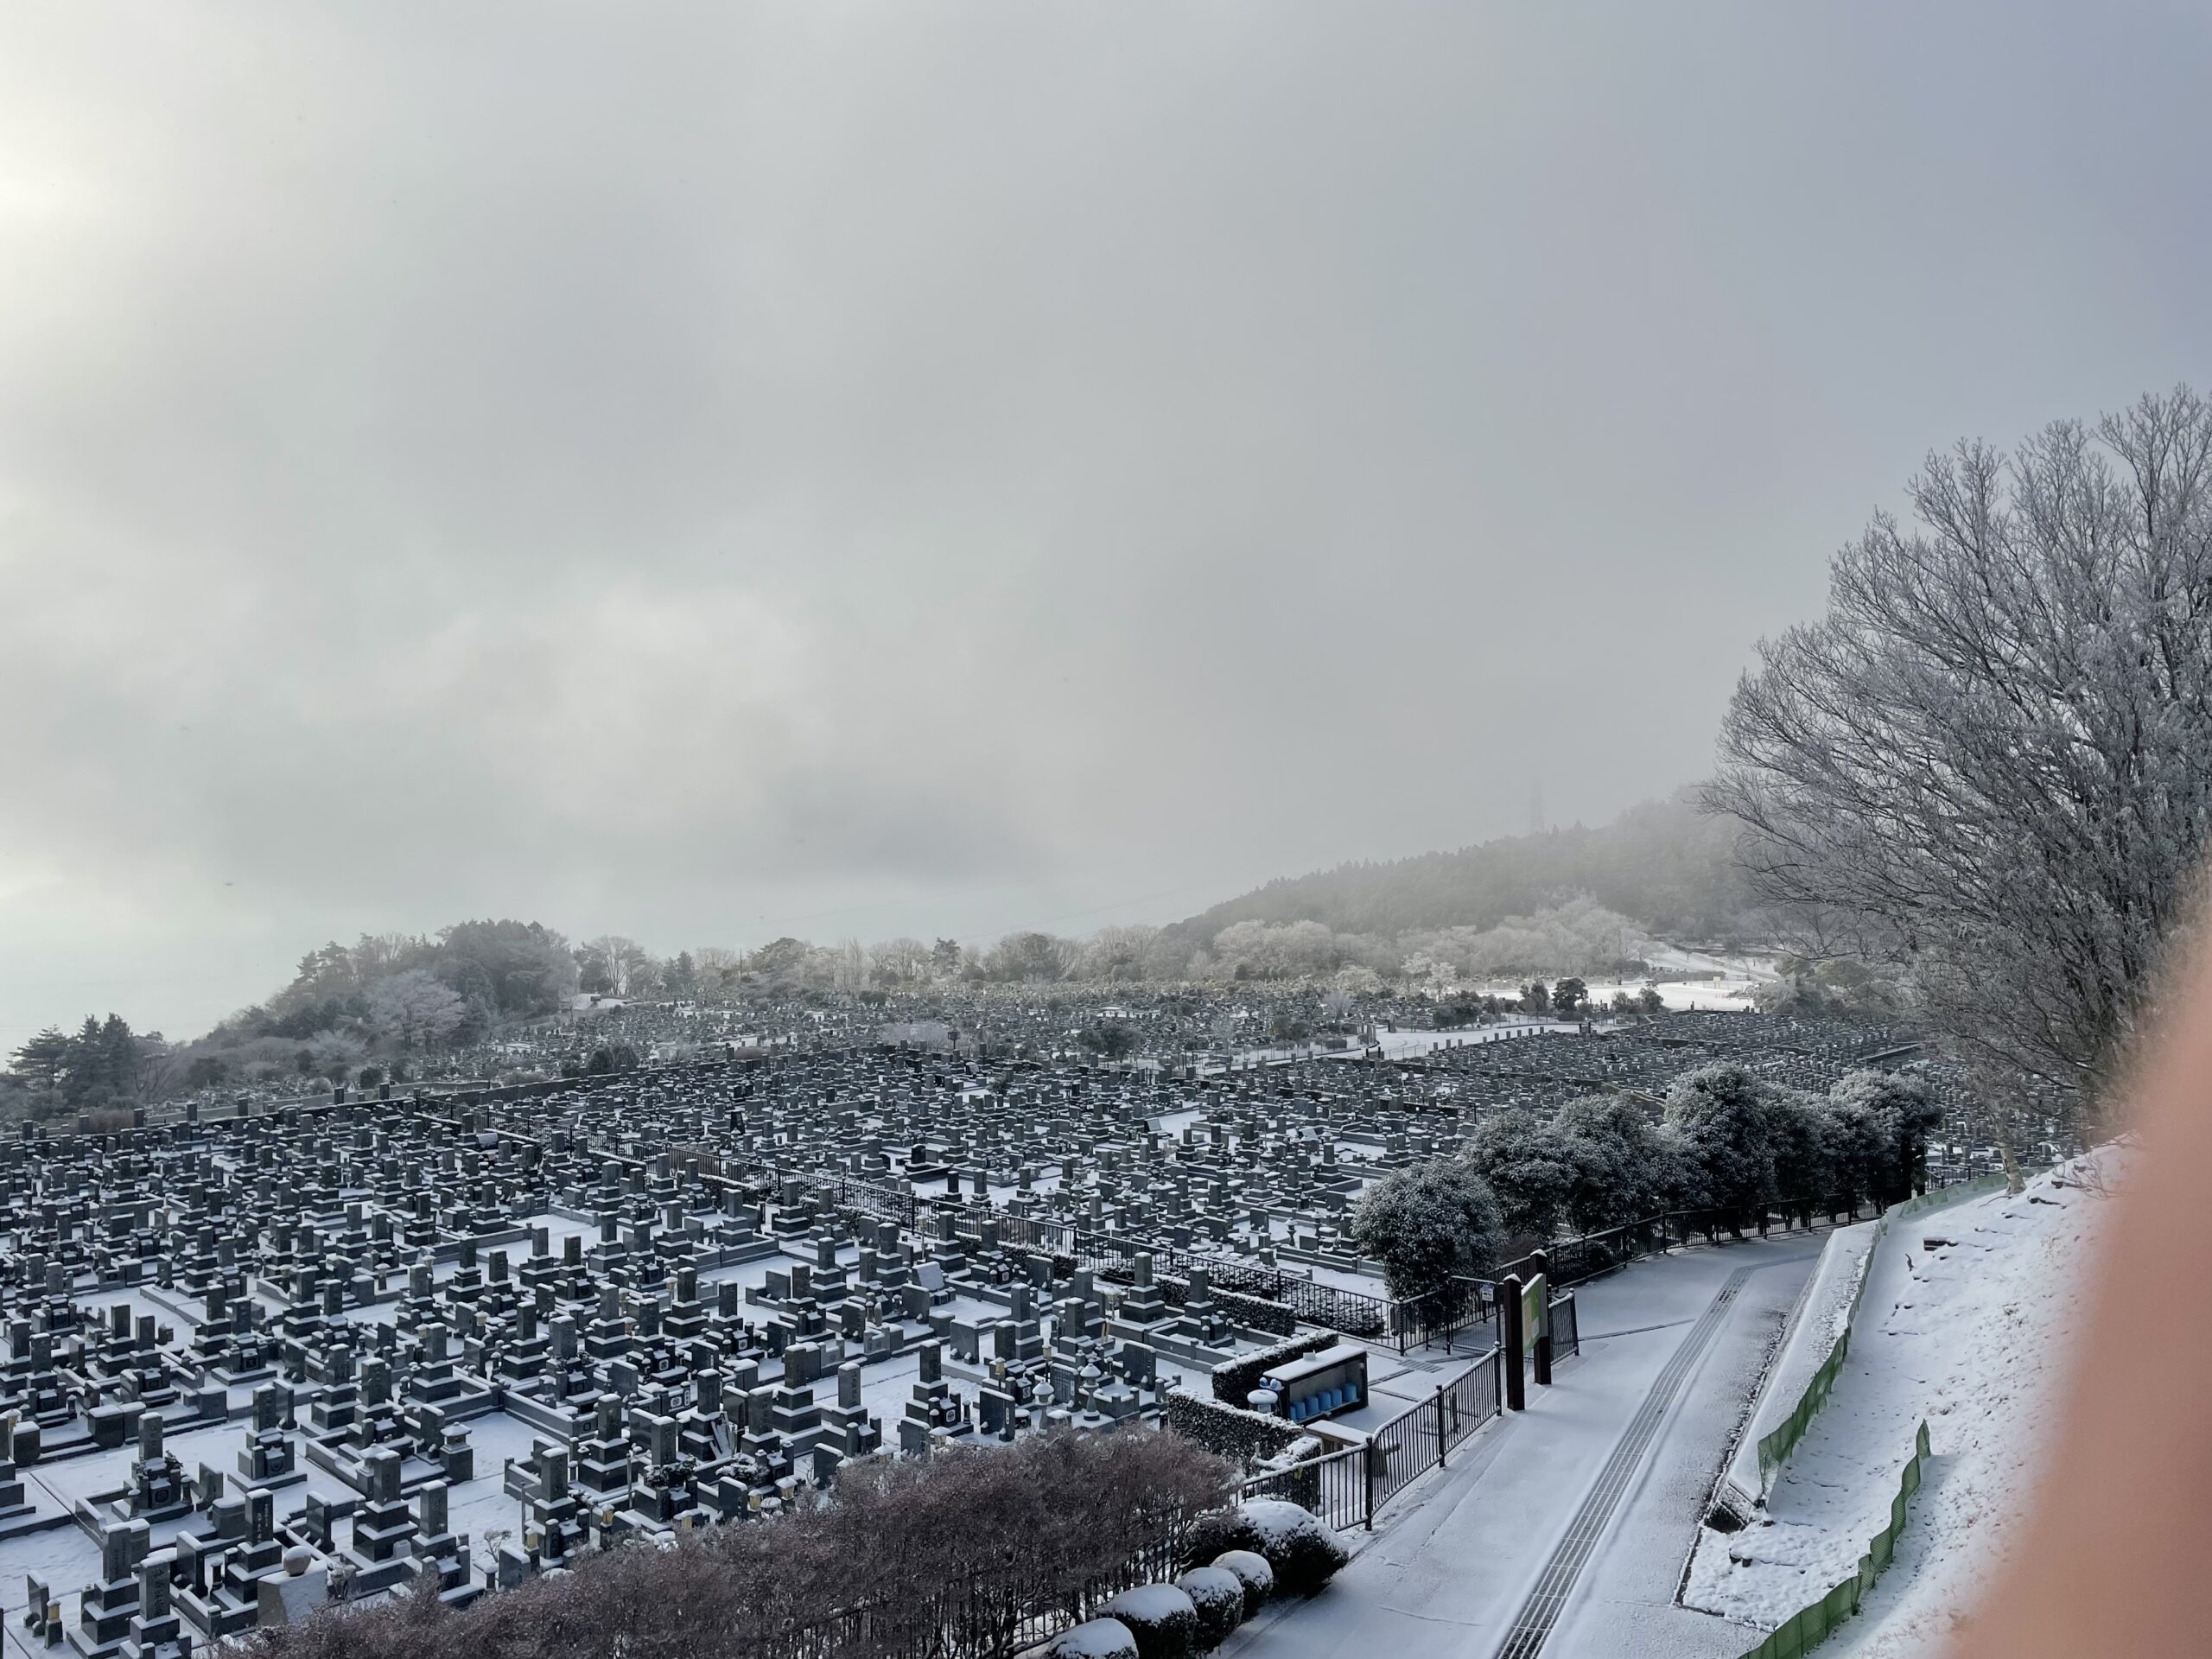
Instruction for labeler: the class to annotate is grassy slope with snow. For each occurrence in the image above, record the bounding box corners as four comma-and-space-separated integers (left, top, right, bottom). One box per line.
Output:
1682, 1160, 2111, 1649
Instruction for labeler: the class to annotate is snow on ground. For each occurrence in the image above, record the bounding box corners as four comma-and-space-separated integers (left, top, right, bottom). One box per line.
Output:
1682, 1160, 2112, 1647
1217, 1237, 1823, 1659
1337, 1024, 1564, 1062
1714, 1220, 1879, 1517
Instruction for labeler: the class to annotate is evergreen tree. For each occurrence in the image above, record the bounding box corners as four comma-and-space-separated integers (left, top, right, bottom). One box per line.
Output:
9, 1028, 69, 1090
1462, 1109, 1578, 1239
1829, 1069, 1942, 1203
1553, 1093, 1684, 1232
1664, 1063, 1777, 1234
1349, 1158, 1503, 1301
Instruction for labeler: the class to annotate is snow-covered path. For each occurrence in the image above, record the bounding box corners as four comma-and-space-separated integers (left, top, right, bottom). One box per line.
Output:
1217, 1236, 1824, 1659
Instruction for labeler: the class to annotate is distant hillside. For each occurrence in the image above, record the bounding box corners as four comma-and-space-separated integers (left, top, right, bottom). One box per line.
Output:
1176, 789, 1763, 944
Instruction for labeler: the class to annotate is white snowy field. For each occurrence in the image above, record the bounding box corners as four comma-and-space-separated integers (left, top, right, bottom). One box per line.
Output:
1682, 1159, 2114, 1652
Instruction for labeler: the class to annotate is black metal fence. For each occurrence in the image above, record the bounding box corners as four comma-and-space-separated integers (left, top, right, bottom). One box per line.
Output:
1240, 1440, 1368, 1531
1548, 1291, 1579, 1362
1243, 1347, 1503, 1532
820, 1171, 919, 1229
1396, 1275, 1496, 1355
1494, 1190, 1907, 1291
759, 1526, 1192, 1659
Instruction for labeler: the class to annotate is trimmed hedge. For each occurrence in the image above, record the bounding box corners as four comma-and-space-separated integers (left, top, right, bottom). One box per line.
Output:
1043, 1619, 1140, 1659
1196, 1284, 1299, 1338
1100, 1585, 1198, 1659
1166, 1389, 1306, 1462
1181, 1501, 1348, 1597
1211, 1550, 1274, 1618
1173, 1567, 1246, 1650
1210, 1332, 1339, 1406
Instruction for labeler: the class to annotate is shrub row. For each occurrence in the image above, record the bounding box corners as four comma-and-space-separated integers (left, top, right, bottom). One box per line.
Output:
1209, 1332, 1339, 1405
243, 1430, 1232, 1659
1046, 1497, 1347, 1659
1184, 1281, 1298, 1337
1166, 1389, 1308, 1463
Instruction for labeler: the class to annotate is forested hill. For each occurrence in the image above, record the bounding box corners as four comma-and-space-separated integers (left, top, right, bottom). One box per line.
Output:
1175, 790, 1763, 945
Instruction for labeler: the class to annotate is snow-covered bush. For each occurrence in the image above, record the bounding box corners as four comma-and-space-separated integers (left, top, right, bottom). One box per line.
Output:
1100, 1584, 1199, 1659
1243, 1498, 1349, 1594
1173, 1567, 1246, 1649
1211, 1549, 1273, 1618
1348, 1159, 1503, 1300
1186, 1281, 1297, 1337
1042, 1618, 1140, 1659
1251, 1433, 1322, 1475
1183, 1500, 1348, 1597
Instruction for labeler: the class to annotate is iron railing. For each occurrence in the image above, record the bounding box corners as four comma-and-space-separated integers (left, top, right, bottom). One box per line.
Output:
1494, 1191, 1909, 1291
1241, 1441, 1368, 1531
1548, 1291, 1579, 1362
755, 1522, 1195, 1659
1242, 1347, 1503, 1532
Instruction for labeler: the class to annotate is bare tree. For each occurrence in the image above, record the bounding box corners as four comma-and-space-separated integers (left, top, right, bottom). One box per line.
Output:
1707, 387, 2212, 1149
867, 937, 931, 985
368, 969, 467, 1052
580, 935, 653, 998
690, 946, 741, 1000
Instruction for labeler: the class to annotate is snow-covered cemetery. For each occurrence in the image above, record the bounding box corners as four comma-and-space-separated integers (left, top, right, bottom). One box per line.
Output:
0, 998, 2092, 1659
10, 8, 2207, 1656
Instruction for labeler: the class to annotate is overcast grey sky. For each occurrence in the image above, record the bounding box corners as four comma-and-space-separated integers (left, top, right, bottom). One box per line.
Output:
1, 2, 2206, 1041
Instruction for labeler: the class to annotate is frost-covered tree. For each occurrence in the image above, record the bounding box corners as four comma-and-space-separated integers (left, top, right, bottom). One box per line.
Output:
1349, 1158, 1503, 1301
1211, 920, 1344, 981
1664, 1063, 1777, 1233
366, 969, 465, 1052
1829, 1068, 1942, 1203
1710, 388, 2212, 1143
1553, 1093, 1683, 1232
1331, 963, 1385, 998
1819, 1090, 1891, 1212
868, 938, 932, 986
1462, 1109, 1578, 1239
986, 931, 1077, 984
303, 1028, 366, 1084
1766, 1087, 1837, 1214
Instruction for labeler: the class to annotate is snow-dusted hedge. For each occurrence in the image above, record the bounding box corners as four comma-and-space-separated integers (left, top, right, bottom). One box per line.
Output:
1182, 1500, 1349, 1597
1211, 1549, 1274, 1618
1166, 1388, 1306, 1462
1100, 1584, 1199, 1659
1167, 1281, 1296, 1337
1210, 1332, 1340, 1406
1173, 1567, 1247, 1649
1042, 1618, 1140, 1659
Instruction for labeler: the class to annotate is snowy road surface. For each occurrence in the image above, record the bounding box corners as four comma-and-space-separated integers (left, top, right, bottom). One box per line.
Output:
1216, 1236, 1823, 1659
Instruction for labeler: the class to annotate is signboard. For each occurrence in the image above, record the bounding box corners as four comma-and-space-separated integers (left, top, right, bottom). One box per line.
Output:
1522, 1271, 1548, 1347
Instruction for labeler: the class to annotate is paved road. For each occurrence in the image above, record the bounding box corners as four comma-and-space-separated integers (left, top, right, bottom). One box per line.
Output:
1497, 1267, 1758, 1658
1214, 1236, 1823, 1659
1543, 1254, 1818, 1658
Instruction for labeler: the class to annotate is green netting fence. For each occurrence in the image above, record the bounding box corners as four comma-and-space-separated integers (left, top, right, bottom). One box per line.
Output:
1736, 1420, 1933, 1659
1753, 1174, 2007, 1491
